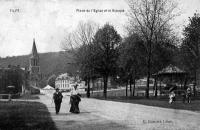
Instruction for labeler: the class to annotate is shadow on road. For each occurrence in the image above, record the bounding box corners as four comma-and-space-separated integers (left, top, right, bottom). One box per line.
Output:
0, 101, 57, 130
53, 113, 132, 130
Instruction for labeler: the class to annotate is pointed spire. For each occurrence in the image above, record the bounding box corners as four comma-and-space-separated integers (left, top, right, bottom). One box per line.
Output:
31, 38, 38, 57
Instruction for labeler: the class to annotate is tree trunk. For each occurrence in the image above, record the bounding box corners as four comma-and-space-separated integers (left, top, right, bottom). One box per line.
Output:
129, 76, 132, 96
133, 77, 136, 96
154, 77, 157, 97
146, 41, 151, 98
87, 78, 90, 98
126, 80, 128, 97
159, 80, 162, 96
103, 75, 108, 99
184, 75, 187, 90
194, 70, 197, 97
146, 58, 150, 98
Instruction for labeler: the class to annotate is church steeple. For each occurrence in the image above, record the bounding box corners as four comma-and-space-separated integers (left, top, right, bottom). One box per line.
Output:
29, 38, 40, 75
31, 38, 38, 58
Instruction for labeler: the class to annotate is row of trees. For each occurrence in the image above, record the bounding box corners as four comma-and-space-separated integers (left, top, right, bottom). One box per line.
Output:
180, 13, 200, 96
63, 0, 200, 98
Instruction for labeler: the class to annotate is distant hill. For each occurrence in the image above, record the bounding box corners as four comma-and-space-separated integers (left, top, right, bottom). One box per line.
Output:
0, 51, 76, 76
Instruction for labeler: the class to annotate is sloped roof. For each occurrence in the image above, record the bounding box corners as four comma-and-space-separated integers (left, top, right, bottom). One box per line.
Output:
43, 85, 54, 90
56, 73, 70, 80
156, 64, 186, 75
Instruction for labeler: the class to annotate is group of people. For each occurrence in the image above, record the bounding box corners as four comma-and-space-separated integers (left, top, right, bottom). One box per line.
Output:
53, 84, 81, 114
169, 87, 192, 104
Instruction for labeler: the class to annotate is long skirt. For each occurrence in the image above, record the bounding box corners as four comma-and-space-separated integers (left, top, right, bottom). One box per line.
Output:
70, 95, 80, 113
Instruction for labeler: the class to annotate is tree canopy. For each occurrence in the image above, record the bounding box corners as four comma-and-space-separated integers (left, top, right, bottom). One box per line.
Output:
127, 0, 179, 98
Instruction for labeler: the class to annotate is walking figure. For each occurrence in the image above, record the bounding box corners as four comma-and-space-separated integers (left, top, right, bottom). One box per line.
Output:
70, 84, 81, 113
186, 87, 192, 103
169, 91, 175, 104
53, 88, 63, 114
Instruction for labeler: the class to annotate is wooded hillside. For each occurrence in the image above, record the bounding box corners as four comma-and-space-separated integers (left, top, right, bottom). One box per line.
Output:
0, 51, 75, 76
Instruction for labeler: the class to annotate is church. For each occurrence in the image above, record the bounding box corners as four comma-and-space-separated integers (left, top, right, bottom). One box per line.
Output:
0, 39, 42, 95
28, 39, 41, 92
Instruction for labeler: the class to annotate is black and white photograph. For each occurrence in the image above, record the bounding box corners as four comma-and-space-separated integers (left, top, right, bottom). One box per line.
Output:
0, 0, 200, 130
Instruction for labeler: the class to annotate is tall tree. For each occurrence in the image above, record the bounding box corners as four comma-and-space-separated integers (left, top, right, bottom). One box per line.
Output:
47, 74, 56, 88
127, 0, 179, 98
62, 21, 98, 97
92, 24, 121, 98
118, 33, 146, 96
181, 13, 200, 96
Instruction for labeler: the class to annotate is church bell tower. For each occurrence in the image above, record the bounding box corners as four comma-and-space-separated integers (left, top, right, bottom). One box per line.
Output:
29, 39, 40, 85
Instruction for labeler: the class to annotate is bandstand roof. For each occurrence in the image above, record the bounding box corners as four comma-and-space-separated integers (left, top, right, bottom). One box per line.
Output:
153, 64, 187, 76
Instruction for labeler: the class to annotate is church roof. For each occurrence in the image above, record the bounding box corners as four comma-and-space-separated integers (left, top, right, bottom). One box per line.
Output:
31, 38, 38, 57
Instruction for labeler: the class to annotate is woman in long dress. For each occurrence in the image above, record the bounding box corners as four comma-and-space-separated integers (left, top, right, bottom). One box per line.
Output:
70, 84, 81, 113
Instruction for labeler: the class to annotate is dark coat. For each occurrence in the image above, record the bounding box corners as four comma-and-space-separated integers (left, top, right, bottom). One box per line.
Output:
53, 92, 63, 103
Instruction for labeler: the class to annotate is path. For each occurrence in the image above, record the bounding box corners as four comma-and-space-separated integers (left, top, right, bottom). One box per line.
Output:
38, 94, 200, 130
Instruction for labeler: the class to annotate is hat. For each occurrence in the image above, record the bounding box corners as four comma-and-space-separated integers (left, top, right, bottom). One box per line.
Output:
56, 88, 59, 90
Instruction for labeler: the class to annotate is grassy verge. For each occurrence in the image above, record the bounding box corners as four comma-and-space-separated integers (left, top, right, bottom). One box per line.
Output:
95, 96, 200, 112
0, 101, 56, 130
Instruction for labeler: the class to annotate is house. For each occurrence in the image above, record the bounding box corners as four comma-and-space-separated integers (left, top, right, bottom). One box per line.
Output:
55, 73, 74, 91
0, 65, 28, 94
89, 77, 116, 91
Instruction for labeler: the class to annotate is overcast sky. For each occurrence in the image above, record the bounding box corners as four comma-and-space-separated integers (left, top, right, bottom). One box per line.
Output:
0, 0, 199, 57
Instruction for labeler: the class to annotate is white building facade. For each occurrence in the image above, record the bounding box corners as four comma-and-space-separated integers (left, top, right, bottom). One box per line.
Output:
55, 73, 73, 90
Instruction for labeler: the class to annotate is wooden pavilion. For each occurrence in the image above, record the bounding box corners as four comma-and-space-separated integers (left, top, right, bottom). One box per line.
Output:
153, 64, 188, 97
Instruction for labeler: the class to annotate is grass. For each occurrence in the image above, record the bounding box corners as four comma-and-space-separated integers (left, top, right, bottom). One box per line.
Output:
95, 96, 200, 112
0, 101, 57, 130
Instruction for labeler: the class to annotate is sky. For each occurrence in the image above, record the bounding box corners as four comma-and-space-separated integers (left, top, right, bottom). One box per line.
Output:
0, 0, 199, 57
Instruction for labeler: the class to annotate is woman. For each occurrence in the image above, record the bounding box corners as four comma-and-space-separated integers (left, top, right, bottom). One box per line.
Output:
169, 91, 175, 104
70, 84, 81, 113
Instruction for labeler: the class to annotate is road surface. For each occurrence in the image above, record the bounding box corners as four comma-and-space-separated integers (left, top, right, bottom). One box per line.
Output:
38, 94, 200, 130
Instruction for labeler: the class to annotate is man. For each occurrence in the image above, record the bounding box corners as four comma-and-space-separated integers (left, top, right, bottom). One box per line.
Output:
53, 88, 63, 114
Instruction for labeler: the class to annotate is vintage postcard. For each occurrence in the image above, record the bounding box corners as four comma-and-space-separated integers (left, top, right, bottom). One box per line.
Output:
0, 0, 199, 130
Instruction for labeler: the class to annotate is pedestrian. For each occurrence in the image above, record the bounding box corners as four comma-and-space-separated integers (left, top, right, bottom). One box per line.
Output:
53, 88, 63, 114
169, 91, 175, 104
186, 87, 192, 103
70, 84, 81, 113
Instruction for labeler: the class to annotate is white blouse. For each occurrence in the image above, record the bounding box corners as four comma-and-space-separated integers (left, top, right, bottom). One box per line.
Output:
71, 87, 78, 96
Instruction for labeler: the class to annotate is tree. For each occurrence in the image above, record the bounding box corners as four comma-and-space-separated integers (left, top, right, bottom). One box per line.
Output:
181, 13, 200, 96
127, 0, 179, 98
62, 21, 98, 97
47, 74, 56, 88
76, 44, 98, 97
92, 23, 121, 98
118, 33, 146, 96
